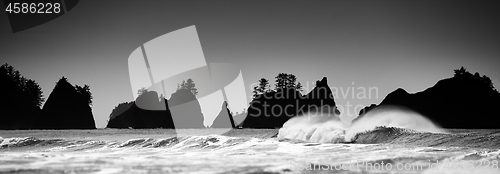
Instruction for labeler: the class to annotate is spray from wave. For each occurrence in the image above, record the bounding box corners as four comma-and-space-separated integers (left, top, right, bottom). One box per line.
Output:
278, 112, 346, 143
346, 106, 447, 141
278, 105, 447, 144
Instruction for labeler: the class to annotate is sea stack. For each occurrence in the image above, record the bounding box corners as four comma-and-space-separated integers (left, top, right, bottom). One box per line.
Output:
34, 77, 96, 129
210, 101, 235, 128
242, 77, 340, 128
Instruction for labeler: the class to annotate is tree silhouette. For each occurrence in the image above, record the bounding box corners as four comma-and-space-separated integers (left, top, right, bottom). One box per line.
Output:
296, 82, 303, 93
0, 63, 44, 129
176, 78, 198, 96
0, 63, 44, 107
252, 86, 259, 99
137, 87, 148, 96
275, 73, 287, 89
252, 78, 272, 98
258, 78, 270, 92
75, 84, 92, 106
453, 66, 498, 93
253, 74, 303, 98
285, 74, 297, 88
21, 78, 44, 107
275, 73, 298, 90
185, 78, 198, 95
453, 66, 468, 77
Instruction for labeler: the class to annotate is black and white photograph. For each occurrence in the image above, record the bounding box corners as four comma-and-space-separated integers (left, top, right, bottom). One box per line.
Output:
1, 0, 499, 173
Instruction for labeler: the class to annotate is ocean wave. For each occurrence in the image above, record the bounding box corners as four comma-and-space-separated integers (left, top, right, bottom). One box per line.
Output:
278, 112, 346, 143
1, 137, 44, 148
0, 135, 259, 152
279, 118, 500, 148
348, 126, 428, 144
1, 128, 499, 152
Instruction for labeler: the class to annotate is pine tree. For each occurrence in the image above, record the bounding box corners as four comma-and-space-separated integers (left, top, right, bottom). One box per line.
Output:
184, 78, 198, 95
252, 86, 260, 99
296, 82, 303, 93
258, 78, 270, 92
275, 73, 287, 89
286, 74, 297, 88
75, 84, 92, 106
137, 87, 148, 96
275, 73, 298, 90
176, 78, 198, 96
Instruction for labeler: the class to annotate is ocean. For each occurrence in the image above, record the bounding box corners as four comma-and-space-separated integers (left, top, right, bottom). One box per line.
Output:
1, 128, 499, 174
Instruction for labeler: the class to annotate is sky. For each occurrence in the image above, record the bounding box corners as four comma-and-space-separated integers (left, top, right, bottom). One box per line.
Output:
1, 0, 499, 128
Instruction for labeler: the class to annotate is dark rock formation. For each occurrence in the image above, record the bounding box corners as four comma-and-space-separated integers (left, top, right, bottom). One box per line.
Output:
0, 98, 41, 129
359, 104, 378, 116
233, 112, 247, 128
353, 69, 500, 128
107, 89, 205, 129
243, 88, 304, 128
109, 102, 134, 120
106, 104, 175, 129
34, 77, 96, 129
168, 88, 205, 128
210, 101, 235, 128
302, 77, 341, 115
351, 104, 378, 123
242, 77, 340, 128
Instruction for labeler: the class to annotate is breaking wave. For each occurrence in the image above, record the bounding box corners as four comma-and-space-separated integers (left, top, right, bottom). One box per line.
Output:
276, 106, 492, 146
345, 105, 447, 141
277, 113, 346, 143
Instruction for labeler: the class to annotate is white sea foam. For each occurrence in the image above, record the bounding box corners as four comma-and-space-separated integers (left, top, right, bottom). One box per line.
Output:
278, 112, 346, 143
0, 130, 498, 174
278, 105, 448, 143
345, 106, 447, 141
0, 137, 38, 147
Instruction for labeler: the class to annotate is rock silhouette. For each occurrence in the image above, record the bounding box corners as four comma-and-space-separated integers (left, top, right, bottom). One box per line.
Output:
233, 112, 247, 128
107, 89, 205, 129
302, 77, 341, 115
107, 91, 174, 129
351, 104, 378, 124
210, 101, 235, 128
353, 68, 500, 128
108, 102, 134, 120
168, 88, 205, 128
242, 77, 340, 128
34, 77, 96, 129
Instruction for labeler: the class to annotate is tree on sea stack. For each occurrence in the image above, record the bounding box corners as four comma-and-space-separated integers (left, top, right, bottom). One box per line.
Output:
296, 82, 303, 93
285, 74, 297, 88
176, 78, 198, 96
75, 84, 92, 106
275, 73, 287, 89
258, 78, 270, 92
275, 73, 299, 90
34, 77, 96, 129
453, 66, 498, 93
185, 78, 198, 96
253, 78, 271, 98
0, 63, 44, 129
252, 74, 304, 98
137, 87, 148, 96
